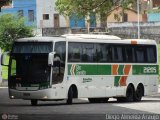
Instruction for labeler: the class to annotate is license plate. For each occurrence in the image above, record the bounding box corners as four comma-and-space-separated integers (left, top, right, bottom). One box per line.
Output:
23, 93, 30, 97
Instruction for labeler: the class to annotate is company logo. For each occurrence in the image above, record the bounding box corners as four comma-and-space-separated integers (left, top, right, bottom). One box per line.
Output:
2, 114, 8, 120
70, 65, 86, 75
1, 113, 18, 120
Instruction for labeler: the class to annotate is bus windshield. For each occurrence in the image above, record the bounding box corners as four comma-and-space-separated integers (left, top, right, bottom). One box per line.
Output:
8, 42, 53, 89
12, 42, 52, 53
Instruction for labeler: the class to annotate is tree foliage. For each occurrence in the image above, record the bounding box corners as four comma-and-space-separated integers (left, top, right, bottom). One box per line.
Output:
0, 14, 34, 51
55, 0, 135, 18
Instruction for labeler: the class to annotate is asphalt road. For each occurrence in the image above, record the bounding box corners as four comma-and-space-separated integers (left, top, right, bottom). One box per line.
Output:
0, 88, 160, 120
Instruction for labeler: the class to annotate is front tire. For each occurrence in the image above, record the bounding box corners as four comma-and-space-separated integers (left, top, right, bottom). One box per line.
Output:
31, 99, 38, 106
66, 87, 73, 104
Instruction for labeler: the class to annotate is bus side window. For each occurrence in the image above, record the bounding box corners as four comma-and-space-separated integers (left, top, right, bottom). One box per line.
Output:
124, 46, 135, 63
81, 43, 96, 62
112, 46, 123, 62
147, 46, 156, 63
52, 42, 66, 84
135, 46, 147, 63
68, 43, 81, 62
97, 44, 112, 62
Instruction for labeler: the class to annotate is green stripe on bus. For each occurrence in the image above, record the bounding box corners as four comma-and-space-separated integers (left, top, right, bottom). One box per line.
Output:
68, 64, 159, 75
97, 65, 111, 75
114, 76, 121, 87
68, 64, 111, 75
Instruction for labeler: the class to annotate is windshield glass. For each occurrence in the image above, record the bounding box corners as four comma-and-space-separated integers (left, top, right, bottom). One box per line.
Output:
13, 42, 52, 53
9, 42, 53, 90
9, 54, 51, 89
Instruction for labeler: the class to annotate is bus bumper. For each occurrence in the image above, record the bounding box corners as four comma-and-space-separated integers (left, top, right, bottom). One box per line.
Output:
9, 88, 65, 100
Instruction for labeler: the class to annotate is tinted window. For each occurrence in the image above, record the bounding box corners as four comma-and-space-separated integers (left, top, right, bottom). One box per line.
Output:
68, 43, 96, 62
68, 43, 157, 63
81, 43, 96, 62
68, 43, 81, 62
97, 44, 112, 62
135, 46, 147, 62
112, 46, 123, 62
147, 46, 156, 63
55, 42, 66, 61
124, 46, 135, 62
13, 42, 52, 53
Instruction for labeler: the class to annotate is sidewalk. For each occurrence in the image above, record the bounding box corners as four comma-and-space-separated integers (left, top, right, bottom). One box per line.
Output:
0, 80, 8, 87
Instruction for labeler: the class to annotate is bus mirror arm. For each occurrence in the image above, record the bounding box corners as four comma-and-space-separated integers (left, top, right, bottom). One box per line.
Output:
48, 52, 55, 66
1, 52, 10, 66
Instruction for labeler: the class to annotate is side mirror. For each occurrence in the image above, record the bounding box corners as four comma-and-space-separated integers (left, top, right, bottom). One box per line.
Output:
48, 52, 55, 66
1, 52, 10, 66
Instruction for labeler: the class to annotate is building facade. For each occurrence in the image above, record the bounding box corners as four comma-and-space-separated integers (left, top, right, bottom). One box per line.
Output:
36, 0, 69, 29
0, 0, 36, 26
107, 6, 143, 23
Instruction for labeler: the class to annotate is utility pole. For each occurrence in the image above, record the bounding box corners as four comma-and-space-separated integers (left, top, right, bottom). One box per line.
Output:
137, 0, 140, 39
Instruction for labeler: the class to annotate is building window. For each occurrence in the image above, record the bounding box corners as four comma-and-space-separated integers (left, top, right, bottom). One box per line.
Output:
43, 14, 49, 20
17, 10, 23, 18
28, 10, 34, 22
123, 13, 128, 22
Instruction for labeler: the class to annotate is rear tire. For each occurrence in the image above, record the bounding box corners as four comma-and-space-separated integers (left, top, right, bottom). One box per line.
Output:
134, 85, 143, 102
66, 87, 73, 104
31, 99, 38, 106
117, 85, 134, 102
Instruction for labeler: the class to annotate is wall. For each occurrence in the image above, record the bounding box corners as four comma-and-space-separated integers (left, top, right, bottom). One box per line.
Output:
36, 0, 69, 29
108, 22, 160, 43
1, 0, 36, 26
42, 27, 71, 36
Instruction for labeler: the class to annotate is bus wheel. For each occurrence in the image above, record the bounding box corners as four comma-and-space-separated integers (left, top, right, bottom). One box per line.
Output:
134, 85, 143, 102
66, 87, 73, 104
125, 85, 134, 102
31, 99, 38, 106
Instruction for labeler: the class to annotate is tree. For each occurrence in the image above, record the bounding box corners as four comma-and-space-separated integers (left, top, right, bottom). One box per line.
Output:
55, 0, 135, 31
0, 14, 34, 51
55, 0, 114, 32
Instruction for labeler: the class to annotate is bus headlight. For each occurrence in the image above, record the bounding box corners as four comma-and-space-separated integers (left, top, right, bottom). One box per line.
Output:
43, 96, 48, 99
11, 96, 15, 99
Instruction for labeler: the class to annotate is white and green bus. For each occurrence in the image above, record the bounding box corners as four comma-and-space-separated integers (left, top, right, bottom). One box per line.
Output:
2, 34, 159, 105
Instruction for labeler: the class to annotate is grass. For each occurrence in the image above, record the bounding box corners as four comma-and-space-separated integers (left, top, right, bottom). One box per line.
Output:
2, 55, 9, 80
